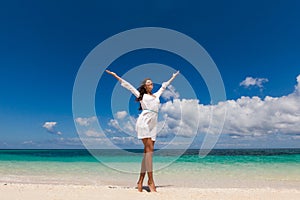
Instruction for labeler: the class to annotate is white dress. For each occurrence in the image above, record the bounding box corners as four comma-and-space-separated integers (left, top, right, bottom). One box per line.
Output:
120, 79, 170, 141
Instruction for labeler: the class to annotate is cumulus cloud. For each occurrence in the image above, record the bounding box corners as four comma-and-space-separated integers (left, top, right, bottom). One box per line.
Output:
161, 85, 180, 100
110, 136, 139, 145
108, 119, 120, 129
70, 112, 136, 146
85, 129, 103, 137
162, 75, 300, 137
159, 99, 201, 137
240, 76, 269, 88
108, 113, 136, 137
295, 75, 300, 94
108, 74, 300, 138
43, 122, 62, 135
115, 111, 127, 119
74, 116, 109, 139
85, 136, 140, 148
75, 116, 97, 126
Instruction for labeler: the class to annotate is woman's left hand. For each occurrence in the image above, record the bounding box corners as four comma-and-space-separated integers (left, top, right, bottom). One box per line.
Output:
172, 70, 180, 78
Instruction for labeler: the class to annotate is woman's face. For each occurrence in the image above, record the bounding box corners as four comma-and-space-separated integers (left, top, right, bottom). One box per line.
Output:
144, 79, 153, 93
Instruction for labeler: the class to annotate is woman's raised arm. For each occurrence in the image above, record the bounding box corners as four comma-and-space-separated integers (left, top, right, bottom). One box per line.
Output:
105, 70, 122, 81
155, 70, 180, 97
105, 69, 140, 98
166, 70, 180, 85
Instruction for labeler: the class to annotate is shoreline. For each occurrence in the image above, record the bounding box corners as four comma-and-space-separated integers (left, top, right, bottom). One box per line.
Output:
1, 149, 299, 199
1, 182, 300, 200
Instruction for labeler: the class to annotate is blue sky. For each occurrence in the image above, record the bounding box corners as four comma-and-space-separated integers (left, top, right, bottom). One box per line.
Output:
0, 0, 300, 149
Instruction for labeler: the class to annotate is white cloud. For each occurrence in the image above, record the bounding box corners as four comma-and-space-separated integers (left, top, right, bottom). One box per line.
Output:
295, 74, 300, 94
105, 128, 116, 134
79, 136, 140, 148
115, 111, 127, 119
108, 119, 120, 130
75, 116, 97, 126
240, 76, 269, 88
85, 129, 103, 137
108, 74, 300, 138
110, 136, 138, 145
22, 140, 35, 145
42, 122, 62, 135
161, 85, 180, 100
160, 75, 300, 137
109, 111, 136, 135
108, 115, 136, 137
159, 99, 201, 137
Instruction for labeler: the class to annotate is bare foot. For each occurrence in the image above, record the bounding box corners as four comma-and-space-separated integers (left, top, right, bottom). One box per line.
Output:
148, 181, 157, 192
137, 182, 143, 192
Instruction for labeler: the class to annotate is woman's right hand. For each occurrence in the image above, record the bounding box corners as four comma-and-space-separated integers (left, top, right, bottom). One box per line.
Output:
105, 70, 116, 76
106, 69, 121, 81
172, 70, 180, 78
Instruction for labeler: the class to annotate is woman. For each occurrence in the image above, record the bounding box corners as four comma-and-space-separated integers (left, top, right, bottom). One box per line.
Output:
106, 69, 179, 192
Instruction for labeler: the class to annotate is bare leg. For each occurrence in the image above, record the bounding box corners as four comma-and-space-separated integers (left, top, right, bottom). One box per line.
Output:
137, 138, 156, 192
144, 138, 156, 192
137, 148, 146, 192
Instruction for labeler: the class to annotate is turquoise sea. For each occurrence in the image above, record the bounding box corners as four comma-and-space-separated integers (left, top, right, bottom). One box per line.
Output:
0, 149, 299, 188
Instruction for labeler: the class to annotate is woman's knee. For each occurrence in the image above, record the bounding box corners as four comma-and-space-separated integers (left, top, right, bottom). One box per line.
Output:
144, 139, 153, 152
144, 146, 152, 153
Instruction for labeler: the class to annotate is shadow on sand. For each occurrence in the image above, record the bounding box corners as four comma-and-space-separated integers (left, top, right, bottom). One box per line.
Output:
135, 185, 173, 192
108, 185, 173, 192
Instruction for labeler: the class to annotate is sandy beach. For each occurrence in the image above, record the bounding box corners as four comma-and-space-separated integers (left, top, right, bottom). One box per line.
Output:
1, 149, 299, 199
1, 182, 300, 200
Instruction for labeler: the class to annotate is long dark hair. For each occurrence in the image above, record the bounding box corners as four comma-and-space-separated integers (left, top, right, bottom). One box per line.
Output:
135, 78, 152, 110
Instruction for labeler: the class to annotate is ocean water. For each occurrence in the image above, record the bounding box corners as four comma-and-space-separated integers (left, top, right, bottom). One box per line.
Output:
0, 149, 299, 188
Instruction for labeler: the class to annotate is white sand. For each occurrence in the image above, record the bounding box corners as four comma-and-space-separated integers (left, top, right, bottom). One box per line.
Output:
1, 183, 300, 200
